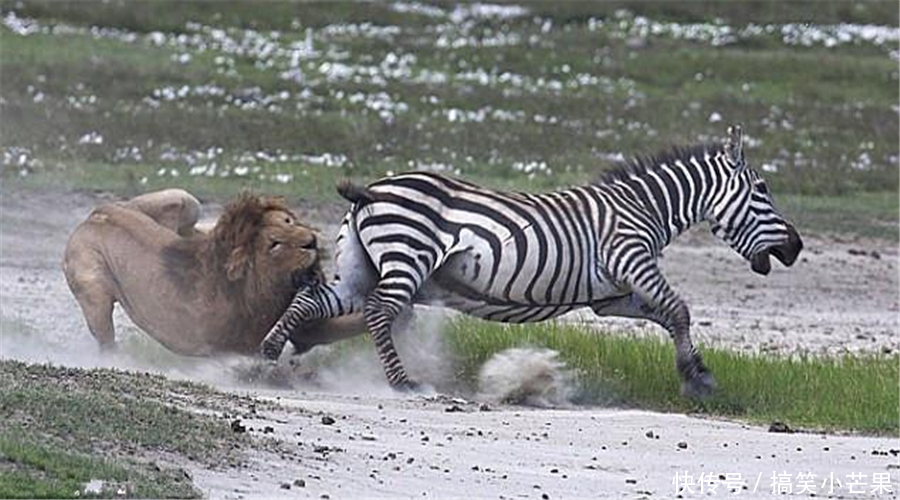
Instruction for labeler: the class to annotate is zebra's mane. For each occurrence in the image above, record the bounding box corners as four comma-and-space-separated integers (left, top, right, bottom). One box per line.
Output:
595, 142, 726, 185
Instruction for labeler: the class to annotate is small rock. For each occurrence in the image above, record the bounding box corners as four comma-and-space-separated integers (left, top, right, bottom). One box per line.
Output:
626, 478, 637, 484
230, 419, 246, 433
445, 405, 464, 413
263, 426, 274, 434
321, 416, 336, 425
677, 441, 688, 450
293, 479, 306, 488
541, 494, 549, 500
479, 403, 491, 412
768, 421, 793, 433
280, 483, 291, 490
644, 430, 655, 439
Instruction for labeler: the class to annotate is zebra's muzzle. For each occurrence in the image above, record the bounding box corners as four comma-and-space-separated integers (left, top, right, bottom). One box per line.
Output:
770, 223, 802, 267
751, 224, 803, 275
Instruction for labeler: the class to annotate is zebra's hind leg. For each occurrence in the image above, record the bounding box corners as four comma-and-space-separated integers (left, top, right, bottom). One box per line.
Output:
616, 266, 716, 398
364, 281, 422, 391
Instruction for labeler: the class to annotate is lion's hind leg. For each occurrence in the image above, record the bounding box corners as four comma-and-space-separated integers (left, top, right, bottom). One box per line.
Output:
122, 189, 201, 237
63, 248, 117, 349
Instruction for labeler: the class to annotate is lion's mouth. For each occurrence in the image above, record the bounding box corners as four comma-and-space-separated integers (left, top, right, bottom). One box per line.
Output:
291, 267, 320, 290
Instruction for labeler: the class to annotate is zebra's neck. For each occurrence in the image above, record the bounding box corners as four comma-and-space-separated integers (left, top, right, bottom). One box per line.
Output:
602, 146, 729, 248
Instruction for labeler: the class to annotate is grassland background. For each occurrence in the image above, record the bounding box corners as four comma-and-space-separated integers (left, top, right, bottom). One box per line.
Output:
1, 0, 897, 238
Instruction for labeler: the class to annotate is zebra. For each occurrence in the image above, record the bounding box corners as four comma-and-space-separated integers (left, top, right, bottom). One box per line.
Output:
259, 125, 803, 398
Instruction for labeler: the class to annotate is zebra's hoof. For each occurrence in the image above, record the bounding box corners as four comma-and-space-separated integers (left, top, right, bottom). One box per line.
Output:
393, 379, 424, 394
681, 371, 717, 399
260, 340, 283, 361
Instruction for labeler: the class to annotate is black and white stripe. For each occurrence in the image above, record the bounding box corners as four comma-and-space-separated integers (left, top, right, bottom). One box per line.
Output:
260, 125, 802, 397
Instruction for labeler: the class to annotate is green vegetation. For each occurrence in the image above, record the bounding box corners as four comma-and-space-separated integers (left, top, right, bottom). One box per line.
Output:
0, 1, 895, 238
0, 435, 198, 499
0, 360, 256, 498
445, 319, 899, 435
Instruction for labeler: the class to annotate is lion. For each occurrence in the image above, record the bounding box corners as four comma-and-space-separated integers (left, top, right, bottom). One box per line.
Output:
63, 189, 365, 356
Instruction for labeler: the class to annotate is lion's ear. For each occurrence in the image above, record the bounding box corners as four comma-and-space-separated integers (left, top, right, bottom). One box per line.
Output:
225, 246, 250, 281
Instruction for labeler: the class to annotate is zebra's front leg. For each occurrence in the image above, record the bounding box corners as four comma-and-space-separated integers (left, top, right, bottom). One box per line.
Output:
260, 281, 365, 361
618, 266, 715, 398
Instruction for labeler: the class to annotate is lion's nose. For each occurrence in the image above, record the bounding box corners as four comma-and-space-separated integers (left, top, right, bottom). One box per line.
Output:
302, 235, 317, 250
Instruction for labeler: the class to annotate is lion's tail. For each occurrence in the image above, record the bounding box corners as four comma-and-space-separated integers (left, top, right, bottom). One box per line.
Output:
337, 179, 380, 204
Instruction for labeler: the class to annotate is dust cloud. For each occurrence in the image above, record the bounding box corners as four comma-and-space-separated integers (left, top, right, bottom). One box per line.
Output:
476, 347, 577, 407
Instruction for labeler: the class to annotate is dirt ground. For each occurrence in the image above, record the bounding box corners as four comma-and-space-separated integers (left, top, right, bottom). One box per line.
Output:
1, 190, 898, 499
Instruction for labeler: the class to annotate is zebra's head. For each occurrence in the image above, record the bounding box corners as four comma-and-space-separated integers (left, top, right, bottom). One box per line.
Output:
708, 125, 803, 275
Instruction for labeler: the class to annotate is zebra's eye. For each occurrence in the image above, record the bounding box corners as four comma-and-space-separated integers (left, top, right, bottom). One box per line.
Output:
755, 182, 769, 195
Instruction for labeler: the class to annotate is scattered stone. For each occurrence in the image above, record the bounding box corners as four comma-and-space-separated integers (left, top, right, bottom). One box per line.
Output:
677, 441, 688, 450
230, 419, 246, 433
263, 426, 275, 434
541, 494, 549, 500
321, 415, 336, 425
644, 430, 655, 439
280, 483, 291, 490
479, 403, 491, 412
445, 405, 465, 413
768, 421, 793, 433
626, 478, 637, 484
293, 479, 306, 488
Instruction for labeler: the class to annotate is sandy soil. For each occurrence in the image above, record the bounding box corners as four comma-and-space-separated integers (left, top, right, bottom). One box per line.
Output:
1, 190, 898, 499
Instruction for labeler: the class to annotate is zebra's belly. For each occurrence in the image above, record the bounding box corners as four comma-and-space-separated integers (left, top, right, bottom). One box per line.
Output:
429, 243, 621, 308
414, 280, 585, 323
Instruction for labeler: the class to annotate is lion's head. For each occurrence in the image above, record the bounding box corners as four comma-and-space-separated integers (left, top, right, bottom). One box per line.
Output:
164, 193, 321, 317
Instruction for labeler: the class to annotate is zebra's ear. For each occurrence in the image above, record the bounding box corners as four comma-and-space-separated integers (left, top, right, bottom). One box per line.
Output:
725, 124, 746, 172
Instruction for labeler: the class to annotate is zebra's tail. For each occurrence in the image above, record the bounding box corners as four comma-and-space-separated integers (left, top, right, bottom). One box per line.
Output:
337, 179, 378, 204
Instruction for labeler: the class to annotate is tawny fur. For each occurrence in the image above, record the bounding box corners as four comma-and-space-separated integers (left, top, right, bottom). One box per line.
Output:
63, 189, 365, 356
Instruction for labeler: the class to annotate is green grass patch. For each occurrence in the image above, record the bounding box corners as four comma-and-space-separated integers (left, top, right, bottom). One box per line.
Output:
445, 319, 899, 435
0, 360, 264, 498
0, 434, 198, 499
780, 191, 899, 240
